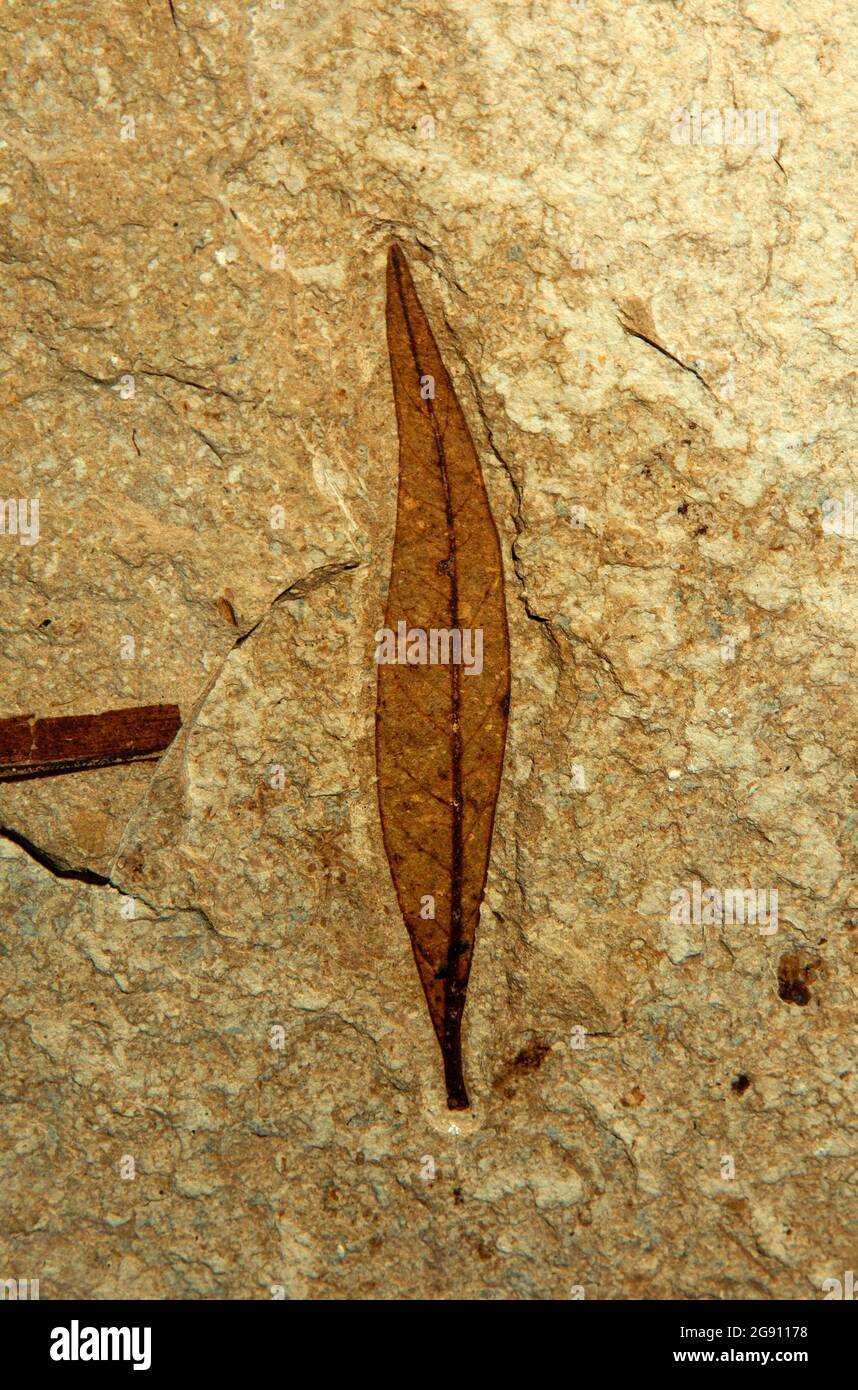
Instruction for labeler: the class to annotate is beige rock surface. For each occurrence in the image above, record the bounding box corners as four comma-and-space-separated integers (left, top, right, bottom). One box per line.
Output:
0, 0, 855, 1298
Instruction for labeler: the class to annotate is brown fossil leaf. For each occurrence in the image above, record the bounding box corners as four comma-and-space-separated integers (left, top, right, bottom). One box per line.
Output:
0, 704, 182, 780
376, 244, 510, 1109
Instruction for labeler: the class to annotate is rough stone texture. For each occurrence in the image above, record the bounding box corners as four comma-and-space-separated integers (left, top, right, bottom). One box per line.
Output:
1, 0, 855, 1299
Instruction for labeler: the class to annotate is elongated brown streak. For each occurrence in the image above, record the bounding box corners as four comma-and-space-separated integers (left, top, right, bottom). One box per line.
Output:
0, 704, 182, 781
392, 249, 467, 1107
377, 244, 510, 1109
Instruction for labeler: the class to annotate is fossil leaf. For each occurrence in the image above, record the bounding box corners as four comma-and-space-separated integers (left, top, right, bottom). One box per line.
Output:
0, 704, 182, 781
376, 244, 510, 1109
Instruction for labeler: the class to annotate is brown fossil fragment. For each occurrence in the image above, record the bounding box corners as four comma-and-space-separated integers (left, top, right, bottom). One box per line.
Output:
376, 244, 510, 1109
0, 704, 182, 780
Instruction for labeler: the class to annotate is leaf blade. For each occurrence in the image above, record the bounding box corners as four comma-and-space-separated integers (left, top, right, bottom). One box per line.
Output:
0, 704, 182, 780
376, 245, 510, 1109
